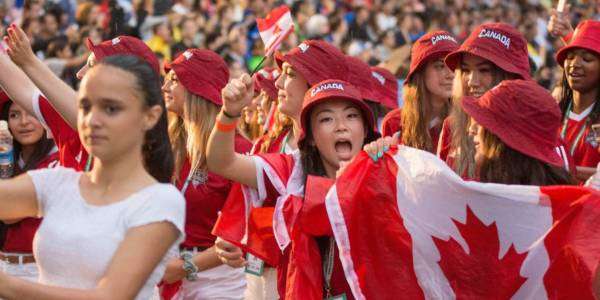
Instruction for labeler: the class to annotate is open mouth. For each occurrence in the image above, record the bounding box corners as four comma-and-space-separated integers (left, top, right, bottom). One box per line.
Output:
334, 139, 353, 156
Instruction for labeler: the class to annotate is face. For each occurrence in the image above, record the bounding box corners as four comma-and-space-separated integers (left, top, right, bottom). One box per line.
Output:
7, 103, 45, 146
564, 48, 600, 94
468, 118, 485, 165
161, 70, 186, 115
77, 65, 161, 161
275, 62, 308, 119
310, 99, 367, 177
181, 19, 198, 40
460, 53, 497, 98
424, 58, 455, 101
76, 53, 96, 80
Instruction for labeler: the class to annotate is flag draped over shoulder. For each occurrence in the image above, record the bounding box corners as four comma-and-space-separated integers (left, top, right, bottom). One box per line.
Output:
325, 146, 600, 300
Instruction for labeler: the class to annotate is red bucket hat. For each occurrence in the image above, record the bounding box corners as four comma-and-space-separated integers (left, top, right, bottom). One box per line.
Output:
345, 56, 378, 103
276, 40, 349, 85
370, 66, 399, 109
461, 79, 562, 166
86, 36, 160, 76
253, 67, 280, 100
300, 80, 374, 141
406, 30, 459, 83
445, 23, 531, 80
167, 49, 229, 106
556, 20, 600, 67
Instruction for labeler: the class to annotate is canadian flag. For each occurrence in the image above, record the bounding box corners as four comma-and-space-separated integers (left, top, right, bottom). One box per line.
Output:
257, 5, 295, 56
324, 146, 600, 299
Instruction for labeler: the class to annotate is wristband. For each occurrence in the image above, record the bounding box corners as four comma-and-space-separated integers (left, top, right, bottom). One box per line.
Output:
222, 109, 241, 119
216, 117, 238, 132
181, 251, 199, 281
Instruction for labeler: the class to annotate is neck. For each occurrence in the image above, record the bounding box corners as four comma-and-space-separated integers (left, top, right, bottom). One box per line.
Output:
87, 148, 150, 190
323, 162, 337, 179
572, 89, 598, 114
20, 144, 36, 163
289, 116, 301, 150
429, 95, 446, 119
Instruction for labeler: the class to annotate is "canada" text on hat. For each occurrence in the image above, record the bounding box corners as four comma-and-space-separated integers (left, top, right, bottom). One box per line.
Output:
431, 34, 457, 45
478, 29, 511, 49
311, 82, 344, 97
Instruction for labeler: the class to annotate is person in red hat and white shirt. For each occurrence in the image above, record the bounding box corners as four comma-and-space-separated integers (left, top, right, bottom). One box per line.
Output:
380, 30, 458, 154
553, 20, 600, 183
212, 40, 353, 299
0, 92, 58, 283
208, 77, 378, 300
0, 24, 161, 172
158, 48, 251, 300
438, 22, 573, 179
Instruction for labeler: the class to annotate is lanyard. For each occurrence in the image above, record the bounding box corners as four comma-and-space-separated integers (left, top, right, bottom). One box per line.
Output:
560, 101, 592, 156
323, 237, 336, 299
84, 155, 93, 172
279, 132, 290, 154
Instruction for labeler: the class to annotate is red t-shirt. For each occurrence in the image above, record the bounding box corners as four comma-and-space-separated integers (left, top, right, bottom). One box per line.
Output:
381, 108, 442, 154
3, 150, 60, 253
177, 134, 251, 249
561, 109, 600, 168
33, 92, 89, 171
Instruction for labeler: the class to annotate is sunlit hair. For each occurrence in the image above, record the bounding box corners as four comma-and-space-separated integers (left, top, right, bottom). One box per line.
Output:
260, 99, 293, 153
401, 71, 449, 152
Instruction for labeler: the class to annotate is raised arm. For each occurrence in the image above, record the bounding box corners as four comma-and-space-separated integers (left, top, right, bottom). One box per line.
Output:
0, 222, 179, 300
206, 74, 258, 188
0, 47, 39, 115
4, 24, 78, 128
0, 173, 40, 221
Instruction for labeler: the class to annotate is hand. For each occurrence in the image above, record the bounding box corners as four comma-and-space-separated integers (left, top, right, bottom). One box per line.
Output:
161, 258, 186, 284
221, 74, 254, 118
214, 237, 246, 268
4, 24, 37, 67
363, 132, 400, 162
547, 6, 573, 39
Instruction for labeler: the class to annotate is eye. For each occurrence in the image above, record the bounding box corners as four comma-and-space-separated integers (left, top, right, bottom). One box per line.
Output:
319, 116, 333, 123
347, 112, 361, 119
104, 104, 121, 115
8, 112, 19, 119
79, 100, 91, 114
478, 66, 491, 74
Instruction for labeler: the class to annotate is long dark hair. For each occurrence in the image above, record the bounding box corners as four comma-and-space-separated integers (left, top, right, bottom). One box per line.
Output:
477, 128, 575, 186
557, 71, 600, 124
0, 101, 55, 175
98, 55, 174, 183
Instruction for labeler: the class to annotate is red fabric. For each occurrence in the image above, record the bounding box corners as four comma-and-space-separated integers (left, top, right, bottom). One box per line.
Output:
381, 108, 442, 154
445, 23, 531, 80
281, 40, 349, 85
556, 20, 600, 67
406, 31, 458, 83
254, 68, 280, 101
370, 66, 398, 109
168, 49, 229, 106
0, 90, 9, 108
561, 116, 600, 168
2, 151, 59, 253
38, 95, 89, 170
438, 116, 453, 163
462, 80, 563, 167
178, 134, 251, 249
345, 56, 378, 103
86, 36, 160, 75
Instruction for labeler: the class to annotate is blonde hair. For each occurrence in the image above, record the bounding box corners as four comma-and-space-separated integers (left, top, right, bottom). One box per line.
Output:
260, 102, 293, 153
169, 90, 220, 180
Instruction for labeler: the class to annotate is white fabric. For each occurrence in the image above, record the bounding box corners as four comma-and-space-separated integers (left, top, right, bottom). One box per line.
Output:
0, 260, 39, 282
585, 163, 600, 190
28, 167, 185, 300
568, 103, 595, 122
244, 267, 279, 300
173, 264, 246, 300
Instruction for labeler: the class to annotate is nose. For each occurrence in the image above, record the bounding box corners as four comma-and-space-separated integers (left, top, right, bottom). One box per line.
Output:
83, 106, 102, 129
275, 73, 285, 90
161, 80, 171, 94
335, 117, 350, 133
444, 66, 455, 80
468, 120, 478, 137
467, 71, 480, 89
569, 55, 583, 69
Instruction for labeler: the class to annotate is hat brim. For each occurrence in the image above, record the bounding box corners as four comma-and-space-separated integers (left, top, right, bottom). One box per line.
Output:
461, 96, 563, 167
405, 50, 451, 84
85, 37, 106, 60
445, 47, 531, 80
556, 43, 600, 68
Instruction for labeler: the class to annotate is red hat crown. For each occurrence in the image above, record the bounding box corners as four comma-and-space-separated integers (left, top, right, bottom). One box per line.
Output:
278, 40, 349, 85
406, 30, 458, 82
86, 36, 160, 75
555, 20, 600, 67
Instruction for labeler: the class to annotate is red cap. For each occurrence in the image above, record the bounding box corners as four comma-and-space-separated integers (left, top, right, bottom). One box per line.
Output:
168, 49, 229, 106
556, 20, 600, 67
461, 79, 562, 166
406, 30, 459, 83
445, 23, 531, 80
345, 56, 378, 103
253, 67, 280, 101
278, 40, 349, 85
86, 36, 160, 75
0, 90, 10, 110
300, 80, 374, 141
370, 66, 399, 109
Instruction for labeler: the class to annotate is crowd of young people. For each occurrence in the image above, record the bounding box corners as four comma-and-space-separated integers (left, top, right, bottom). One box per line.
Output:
0, 7, 599, 300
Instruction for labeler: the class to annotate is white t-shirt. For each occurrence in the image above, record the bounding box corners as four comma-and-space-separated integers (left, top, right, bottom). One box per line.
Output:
28, 167, 186, 299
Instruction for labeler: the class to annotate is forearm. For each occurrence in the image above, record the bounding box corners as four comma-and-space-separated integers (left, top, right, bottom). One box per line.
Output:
576, 166, 596, 182
0, 54, 37, 114
193, 246, 223, 271
0, 275, 113, 300
20, 58, 78, 128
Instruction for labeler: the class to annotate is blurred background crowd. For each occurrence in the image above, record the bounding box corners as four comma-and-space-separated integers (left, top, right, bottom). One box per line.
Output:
1, 0, 599, 96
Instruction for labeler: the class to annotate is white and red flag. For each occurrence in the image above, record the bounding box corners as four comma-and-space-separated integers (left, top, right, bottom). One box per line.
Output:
256, 5, 294, 56
322, 146, 600, 300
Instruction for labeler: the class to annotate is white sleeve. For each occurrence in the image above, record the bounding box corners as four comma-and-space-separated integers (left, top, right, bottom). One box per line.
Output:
27, 167, 78, 217
126, 185, 186, 243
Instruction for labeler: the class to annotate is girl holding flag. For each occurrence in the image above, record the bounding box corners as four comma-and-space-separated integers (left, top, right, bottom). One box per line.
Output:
380, 30, 458, 153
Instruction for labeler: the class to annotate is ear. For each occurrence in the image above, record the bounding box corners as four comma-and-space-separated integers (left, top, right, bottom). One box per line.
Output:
143, 104, 163, 131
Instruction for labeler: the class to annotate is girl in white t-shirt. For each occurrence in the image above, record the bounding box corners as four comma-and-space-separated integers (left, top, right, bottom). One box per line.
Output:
0, 55, 185, 300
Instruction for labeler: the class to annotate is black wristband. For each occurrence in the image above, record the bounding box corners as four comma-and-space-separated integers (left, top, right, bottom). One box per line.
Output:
222, 109, 241, 119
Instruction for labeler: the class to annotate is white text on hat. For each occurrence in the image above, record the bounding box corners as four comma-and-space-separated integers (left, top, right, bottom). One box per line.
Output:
478, 29, 511, 49
431, 34, 457, 45
298, 42, 310, 53
371, 71, 386, 85
311, 82, 344, 97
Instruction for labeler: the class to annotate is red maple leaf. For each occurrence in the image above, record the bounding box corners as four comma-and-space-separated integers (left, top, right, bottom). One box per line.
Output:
273, 24, 282, 35
432, 206, 528, 299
